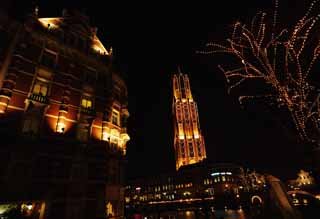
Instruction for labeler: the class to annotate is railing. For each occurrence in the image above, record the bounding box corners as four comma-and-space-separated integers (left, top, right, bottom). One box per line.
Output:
80, 107, 96, 116
28, 93, 49, 104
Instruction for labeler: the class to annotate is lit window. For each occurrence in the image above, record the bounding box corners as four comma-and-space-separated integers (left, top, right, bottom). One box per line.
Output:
33, 82, 48, 96
112, 109, 120, 126
33, 84, 40, 93
81, 97, 92, 108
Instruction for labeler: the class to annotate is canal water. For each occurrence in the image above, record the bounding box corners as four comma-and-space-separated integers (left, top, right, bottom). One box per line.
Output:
133, 209, 248, 219
175, 210, 246, 219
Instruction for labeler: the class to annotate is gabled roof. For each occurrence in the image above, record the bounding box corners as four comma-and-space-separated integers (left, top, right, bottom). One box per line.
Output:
38, 17, 109, 55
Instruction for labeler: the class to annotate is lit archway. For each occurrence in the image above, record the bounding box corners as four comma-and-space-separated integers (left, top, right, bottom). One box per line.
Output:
251, 195, 263, 205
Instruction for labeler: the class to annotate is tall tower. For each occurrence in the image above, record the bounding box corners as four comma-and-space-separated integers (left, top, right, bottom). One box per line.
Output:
172, 68, 207, 170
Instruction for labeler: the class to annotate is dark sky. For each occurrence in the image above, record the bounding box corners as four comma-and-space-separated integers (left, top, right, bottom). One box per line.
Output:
10, 0, 314, 180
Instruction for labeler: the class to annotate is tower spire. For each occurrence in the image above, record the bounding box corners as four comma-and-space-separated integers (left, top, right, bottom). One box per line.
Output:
172, 70, 207, 170
177, 65, 182, 74
31, 0, 39, 17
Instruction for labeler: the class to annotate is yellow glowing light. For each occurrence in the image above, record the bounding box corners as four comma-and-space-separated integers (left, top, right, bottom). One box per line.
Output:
110, 128, 120, 137
38, 18, 109, 56
173, 73, 207, 170
183, 191, 191, 196
92, 35, 109, 55
199, 0, 320, 143
38, 18, 61, 29
0, 205, 17, 214
121, 133, 130, 143
56, 122, 65, 133
106, 202, 114, 217
102, 132, 109, 141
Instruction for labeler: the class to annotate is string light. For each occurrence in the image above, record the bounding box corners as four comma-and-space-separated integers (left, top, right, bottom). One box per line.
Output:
198, 0, 320, 146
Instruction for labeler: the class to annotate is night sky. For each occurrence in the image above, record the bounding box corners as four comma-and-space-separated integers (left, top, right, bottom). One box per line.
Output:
10, 0, 314, 180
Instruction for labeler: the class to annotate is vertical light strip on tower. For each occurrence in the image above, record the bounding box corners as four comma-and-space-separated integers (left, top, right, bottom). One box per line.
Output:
172, 69, 207, 170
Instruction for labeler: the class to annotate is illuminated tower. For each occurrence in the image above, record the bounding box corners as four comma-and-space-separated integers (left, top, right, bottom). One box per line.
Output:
172, 68, 207, 170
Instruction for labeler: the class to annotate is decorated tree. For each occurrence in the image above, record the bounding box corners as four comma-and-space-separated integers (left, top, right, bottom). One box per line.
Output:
199, 0, 320, 153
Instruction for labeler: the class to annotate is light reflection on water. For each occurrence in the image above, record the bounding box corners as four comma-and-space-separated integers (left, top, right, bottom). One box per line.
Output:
137, 209, 248, 219
179, 210, 246, 219
213, 210, 246, 219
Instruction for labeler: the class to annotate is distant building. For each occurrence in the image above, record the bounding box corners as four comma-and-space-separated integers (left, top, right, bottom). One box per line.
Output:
125, 162, 252, 218
286, 169, 320, 213
172, 69, 206, 170
0, 6, 129, 219
287, 169, 315, 190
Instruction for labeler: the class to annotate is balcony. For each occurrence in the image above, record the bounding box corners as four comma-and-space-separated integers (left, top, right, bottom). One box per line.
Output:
28, 93, 49, 104
80, 107, 96, 117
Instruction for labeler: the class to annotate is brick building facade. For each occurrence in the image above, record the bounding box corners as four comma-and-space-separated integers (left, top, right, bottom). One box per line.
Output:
0, 7, 129, 219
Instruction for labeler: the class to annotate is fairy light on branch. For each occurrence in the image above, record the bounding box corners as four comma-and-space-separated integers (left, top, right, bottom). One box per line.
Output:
198, 0, 320, 145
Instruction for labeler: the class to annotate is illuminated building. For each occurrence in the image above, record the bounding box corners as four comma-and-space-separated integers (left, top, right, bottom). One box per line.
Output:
287, 169, 315, 190
124, 162, 314, 219
286, 169, 320, 215
124, 162, 256, 218
0, 7, 129, 219
172, 69, 206, 170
